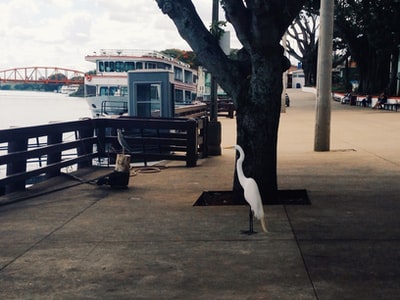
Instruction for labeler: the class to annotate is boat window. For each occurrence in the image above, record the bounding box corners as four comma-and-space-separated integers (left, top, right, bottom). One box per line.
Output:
121, 86, 128, 96
136, 62, 143, 69
109, 87, 118, 96
175, 89, 184, 103
125, 62, 135, 71
158, 62, 170, 70
184, 70, 192, 84
99, 61, 105, 72
115, 61, 124, 72
100, 87, 108, 96
105, 61, 114, 72
174, 67, 183, 81
147, 62, 157, 69
185, 91, 192, 103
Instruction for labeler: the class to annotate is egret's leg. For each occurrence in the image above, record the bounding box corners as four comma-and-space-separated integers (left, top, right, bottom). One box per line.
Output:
249, 207, 254, 233
241, 206, 257, 235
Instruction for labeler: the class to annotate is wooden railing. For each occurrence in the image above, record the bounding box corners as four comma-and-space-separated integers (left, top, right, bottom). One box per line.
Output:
0, 116, 208, 196
0, 119, 97, 195
201, 99, 235, 119
96, 117, 208, 167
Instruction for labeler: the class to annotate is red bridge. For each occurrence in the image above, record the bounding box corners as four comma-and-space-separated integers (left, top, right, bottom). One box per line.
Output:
0, 66, 85, 84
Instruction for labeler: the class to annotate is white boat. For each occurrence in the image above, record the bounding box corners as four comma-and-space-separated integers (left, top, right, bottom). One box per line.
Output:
84, 49, 199, 117
59, 84, 80, 94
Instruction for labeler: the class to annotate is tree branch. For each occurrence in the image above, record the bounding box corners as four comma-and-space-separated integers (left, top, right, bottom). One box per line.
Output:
221, 1, 251, 49
155, 0, 243, 98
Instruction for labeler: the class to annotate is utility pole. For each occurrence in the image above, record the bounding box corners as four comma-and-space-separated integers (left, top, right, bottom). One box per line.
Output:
314, 0, 334, 151
208, 0, 222, 155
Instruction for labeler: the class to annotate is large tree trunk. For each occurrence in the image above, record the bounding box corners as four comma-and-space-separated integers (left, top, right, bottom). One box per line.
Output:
234, 50, 283, 202
302, 56, 317, 87
156, 0, 305, 203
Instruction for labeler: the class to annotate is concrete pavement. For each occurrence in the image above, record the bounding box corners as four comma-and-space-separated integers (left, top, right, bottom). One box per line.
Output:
0, 89, 399, 299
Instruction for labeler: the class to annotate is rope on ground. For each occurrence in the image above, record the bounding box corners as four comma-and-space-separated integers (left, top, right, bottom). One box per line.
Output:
60, 172, 99, 184
133, 166, 161, 174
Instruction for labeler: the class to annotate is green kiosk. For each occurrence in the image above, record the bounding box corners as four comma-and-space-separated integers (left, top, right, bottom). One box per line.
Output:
127, 70, 175, 118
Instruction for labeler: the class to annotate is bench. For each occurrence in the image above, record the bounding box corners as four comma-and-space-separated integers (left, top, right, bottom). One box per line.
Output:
356, 97, 372, 107
333, 92, 399, 111
382, 102, 399, 111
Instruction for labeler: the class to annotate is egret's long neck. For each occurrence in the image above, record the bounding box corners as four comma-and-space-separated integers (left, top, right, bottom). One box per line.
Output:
235, 145, 246, 186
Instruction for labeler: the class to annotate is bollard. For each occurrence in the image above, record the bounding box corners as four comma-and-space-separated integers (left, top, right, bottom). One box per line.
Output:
97, 154, 131, 188
110, 154, 131, 188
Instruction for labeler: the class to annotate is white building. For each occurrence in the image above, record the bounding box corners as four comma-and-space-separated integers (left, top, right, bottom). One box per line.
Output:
291, 69, 305, 88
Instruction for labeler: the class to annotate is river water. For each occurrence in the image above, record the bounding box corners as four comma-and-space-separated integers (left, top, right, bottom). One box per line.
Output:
0, 90, 92, 180
0, 90, 91, 129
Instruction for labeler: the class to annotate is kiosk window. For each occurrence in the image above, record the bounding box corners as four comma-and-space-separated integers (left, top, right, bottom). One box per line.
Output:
136, 83, 161, 117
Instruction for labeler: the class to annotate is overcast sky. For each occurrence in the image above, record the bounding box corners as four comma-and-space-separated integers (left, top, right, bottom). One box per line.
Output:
0, 0, 239, 72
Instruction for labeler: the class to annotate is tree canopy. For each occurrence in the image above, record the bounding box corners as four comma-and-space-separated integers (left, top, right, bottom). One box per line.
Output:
334, 0, 400, 94
286, 10, 319, 86
298, 0, 400, 94
161, 49, 201, 69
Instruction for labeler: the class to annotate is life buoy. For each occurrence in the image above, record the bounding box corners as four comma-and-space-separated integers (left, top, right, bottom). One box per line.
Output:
86, 74, 92, 81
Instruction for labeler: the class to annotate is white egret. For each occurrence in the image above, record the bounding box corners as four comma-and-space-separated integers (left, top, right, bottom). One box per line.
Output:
235, 145, 267, 233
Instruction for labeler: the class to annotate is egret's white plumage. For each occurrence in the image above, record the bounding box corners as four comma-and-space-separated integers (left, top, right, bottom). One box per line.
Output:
235, 145, 267, 232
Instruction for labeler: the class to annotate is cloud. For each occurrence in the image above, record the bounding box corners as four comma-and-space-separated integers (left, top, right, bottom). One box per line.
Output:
64, 12, 94, 44
0, 0, 240, 72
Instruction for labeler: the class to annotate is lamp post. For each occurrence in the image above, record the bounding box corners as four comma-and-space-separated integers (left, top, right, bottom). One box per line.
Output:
207, 0, 222, 155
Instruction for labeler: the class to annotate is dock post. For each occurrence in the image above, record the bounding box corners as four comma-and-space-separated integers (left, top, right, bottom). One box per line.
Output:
6, 137, 28, 193
47, 132, 63, 178
78, 122, 94, 169
186, 119, 198, 167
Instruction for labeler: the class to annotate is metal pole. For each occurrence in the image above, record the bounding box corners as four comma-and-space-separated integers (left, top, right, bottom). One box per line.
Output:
207, 0, 222, 155
210, 0, 219, 122
314, 0, 334, 151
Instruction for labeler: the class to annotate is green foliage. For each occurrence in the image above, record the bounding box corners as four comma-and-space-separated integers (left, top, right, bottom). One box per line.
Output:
161, 49, 201, 69
14, 83, 35, 90
0, 84, 12, 90
209, 20, 227, 40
